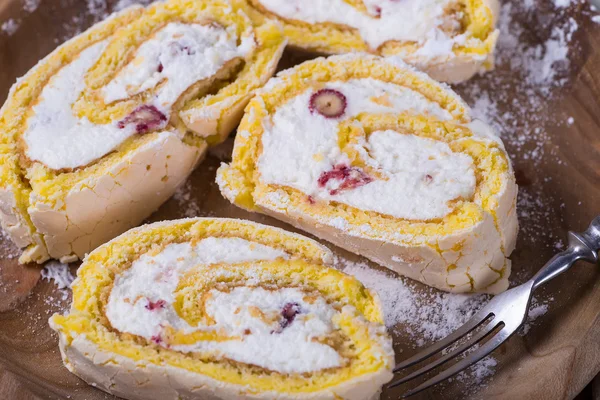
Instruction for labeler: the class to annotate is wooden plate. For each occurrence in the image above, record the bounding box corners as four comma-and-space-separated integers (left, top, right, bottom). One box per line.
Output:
1, 1, 600, 399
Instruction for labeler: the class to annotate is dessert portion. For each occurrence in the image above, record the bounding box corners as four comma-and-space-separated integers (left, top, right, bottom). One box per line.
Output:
242, 0, 499, 83
0, 0, 285, 263
218, 54, 518, 294
50, 218, 394, 400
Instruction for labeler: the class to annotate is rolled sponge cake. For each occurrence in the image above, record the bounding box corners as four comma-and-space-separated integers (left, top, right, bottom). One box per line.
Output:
217, 54, 518, 294
241, 0, 500, 83
50, 218, 394, 400
0, 0, 286, 264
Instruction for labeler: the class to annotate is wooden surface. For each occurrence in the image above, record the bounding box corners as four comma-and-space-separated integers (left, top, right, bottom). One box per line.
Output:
1, 0, 600, 399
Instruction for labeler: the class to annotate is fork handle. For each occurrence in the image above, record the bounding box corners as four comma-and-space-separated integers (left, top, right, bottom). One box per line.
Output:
531, 216, 600, 291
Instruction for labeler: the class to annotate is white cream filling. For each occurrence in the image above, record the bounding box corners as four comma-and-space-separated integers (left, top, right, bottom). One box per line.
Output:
102, 22, 255, 106
175, 286, 342, 374
255, 0, 465, 52
257, 78, 476, 221
23, 23, 253, 170
106, 237, 344, 374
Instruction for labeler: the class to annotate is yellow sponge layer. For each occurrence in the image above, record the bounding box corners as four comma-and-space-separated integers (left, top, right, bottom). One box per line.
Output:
51, 218, 391, 394
243, 0, 497, 60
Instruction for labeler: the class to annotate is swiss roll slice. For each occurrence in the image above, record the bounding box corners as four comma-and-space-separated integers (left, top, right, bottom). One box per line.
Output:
50, 218, 394, 400
241, 0, 500, 83
0, 0, 285, 264
218, 54, 518, 294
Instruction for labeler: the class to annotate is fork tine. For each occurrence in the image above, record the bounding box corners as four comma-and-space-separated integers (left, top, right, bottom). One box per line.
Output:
393, 311, 494, 372
388, 320, 502, 388
394, 326, 512, 398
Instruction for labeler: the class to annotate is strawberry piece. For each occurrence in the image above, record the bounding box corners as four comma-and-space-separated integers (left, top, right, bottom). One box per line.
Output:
117, 105, 167, 134
318, 164, 373, 195
145, 299, 166, 311
271, 302, 301, 334
150, 335, 162, 344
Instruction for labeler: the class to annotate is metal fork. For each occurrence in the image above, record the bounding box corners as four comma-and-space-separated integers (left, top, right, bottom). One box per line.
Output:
389, 216, 600, 398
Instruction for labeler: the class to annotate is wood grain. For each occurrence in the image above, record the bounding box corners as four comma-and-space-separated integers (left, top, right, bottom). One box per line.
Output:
0, 1, 600, 400
0, 257, 40, 313
0, 368, 42, 400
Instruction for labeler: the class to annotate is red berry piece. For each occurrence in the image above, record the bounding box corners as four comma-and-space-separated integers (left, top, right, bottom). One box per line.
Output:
272, 302, 301, 334
309, 89, 347, 118
318, 164, 373, 195
281, 302, 300, 324
117, 105, 167, 134
150, 335, 162, 344
145, 299, 166, 311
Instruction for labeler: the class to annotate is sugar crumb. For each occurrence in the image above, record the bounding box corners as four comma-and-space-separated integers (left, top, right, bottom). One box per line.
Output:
0, 229, 21, 259
521, 296, 553, 335
114, 0, 154, 11
554, 0, 572, 7
1, 19, 20, 35
450, 355, 498, 386
173, 180, 202, 218
23, 0, 41, 13
41, 261, 74, 291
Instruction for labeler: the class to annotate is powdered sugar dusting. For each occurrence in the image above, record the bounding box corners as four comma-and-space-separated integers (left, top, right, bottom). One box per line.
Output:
173, 180, 202, 218
340, 256, 553, 392
0, 229, 21, 260
0, 0, 42, 36
1, 19, 20, 36
23, 0, 41, 13
339, 259, 488, 346
460, 2, 579, 148
41, 261, 74, 290
555, 0, 573, 7
457, 1, 597, 253
57, 0, 155, 41
449, 356, 498, 387
521, 295, 553, 335
85, 0, 108, 18
114, 0, 154, 11
340, 258, 501, 391
459, 0, 593, 163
